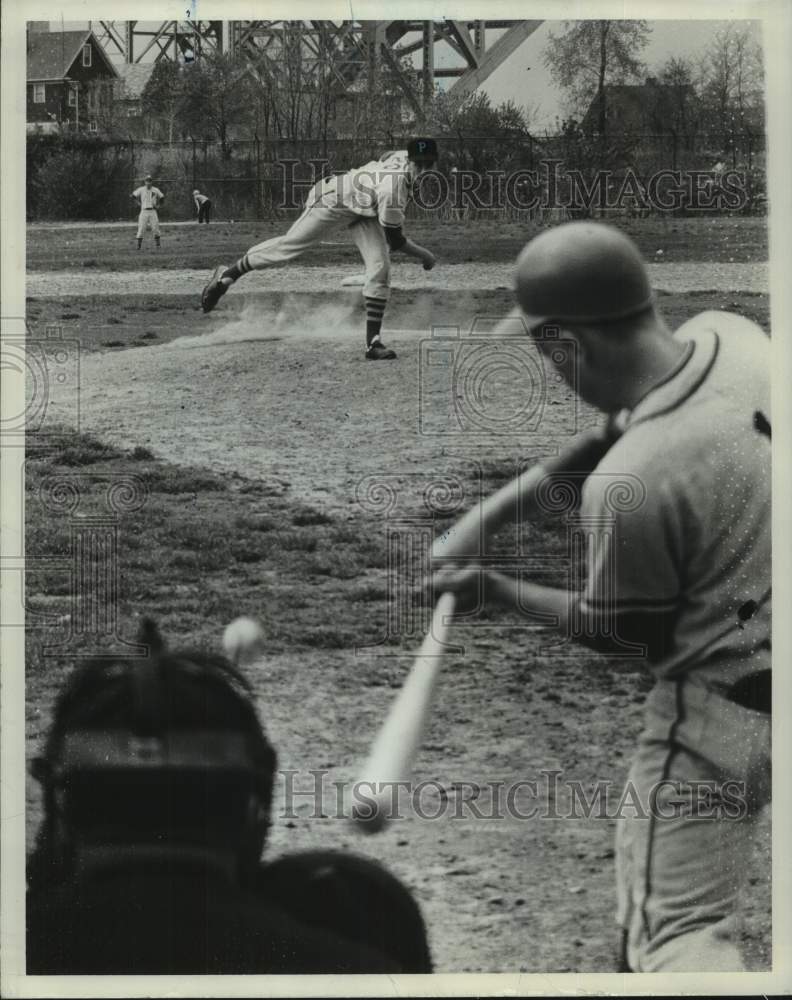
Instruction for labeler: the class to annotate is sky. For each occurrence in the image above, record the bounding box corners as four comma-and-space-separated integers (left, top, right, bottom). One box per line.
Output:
461, 20, 761, 128
51, 18, 760, 129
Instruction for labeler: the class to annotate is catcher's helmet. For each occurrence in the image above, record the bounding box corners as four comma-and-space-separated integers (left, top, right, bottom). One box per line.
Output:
514, 222, 653, 330
33, 619, 276, 858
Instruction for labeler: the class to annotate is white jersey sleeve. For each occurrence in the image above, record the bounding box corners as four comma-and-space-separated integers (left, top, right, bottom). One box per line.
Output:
374, 151, 410, 227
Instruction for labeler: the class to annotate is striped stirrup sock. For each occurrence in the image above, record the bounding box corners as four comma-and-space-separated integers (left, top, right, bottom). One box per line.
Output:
222, 254, 252, 284
365, 296, 387, 346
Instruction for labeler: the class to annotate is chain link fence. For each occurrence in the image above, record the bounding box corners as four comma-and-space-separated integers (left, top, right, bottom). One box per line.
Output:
26, 132, 766, 222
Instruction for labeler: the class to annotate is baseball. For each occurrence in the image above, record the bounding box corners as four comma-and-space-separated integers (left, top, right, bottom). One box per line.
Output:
223, 616, 264, 662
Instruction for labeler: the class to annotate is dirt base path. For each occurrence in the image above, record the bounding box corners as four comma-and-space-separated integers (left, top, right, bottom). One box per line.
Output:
26, 260, 768, 297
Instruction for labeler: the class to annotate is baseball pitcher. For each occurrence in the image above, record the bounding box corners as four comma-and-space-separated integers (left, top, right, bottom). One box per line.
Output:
132, 174, 165, 249
200, 138, 439, 360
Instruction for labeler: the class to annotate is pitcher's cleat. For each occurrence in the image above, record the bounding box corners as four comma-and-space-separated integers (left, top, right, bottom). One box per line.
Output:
201, 265, 230, 313
366, 341, 397, 361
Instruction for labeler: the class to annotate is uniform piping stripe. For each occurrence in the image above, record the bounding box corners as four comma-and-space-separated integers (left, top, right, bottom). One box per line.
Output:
640, 679, 684, 944
580, 596, 681, 613
630, 333, 721, 430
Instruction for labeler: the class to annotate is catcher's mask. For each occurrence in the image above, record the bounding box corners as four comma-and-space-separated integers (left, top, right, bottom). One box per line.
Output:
32, 619, 277, 873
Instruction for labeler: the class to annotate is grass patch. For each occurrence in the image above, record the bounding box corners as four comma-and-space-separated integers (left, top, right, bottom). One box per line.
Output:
24, 427, 640, 672
24, 427, 412, 664
54, 432, 123, 467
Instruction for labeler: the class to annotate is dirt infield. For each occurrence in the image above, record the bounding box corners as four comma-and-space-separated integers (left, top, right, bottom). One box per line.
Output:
26, 259, 768, 298
23, 217, 772, 972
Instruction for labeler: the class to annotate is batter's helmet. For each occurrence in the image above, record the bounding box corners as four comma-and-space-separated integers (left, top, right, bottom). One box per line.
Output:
514, 222, 653, 330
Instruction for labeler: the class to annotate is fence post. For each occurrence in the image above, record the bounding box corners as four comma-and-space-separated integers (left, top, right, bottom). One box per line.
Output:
191, 138, 196, 192
255, 135, 262, 220
129, 135, 135, 192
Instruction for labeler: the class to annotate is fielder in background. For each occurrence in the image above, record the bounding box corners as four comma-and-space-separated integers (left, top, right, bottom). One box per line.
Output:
201, 138, 439, 361
434, 222, 771, 973
26, 619, 432, 974
132, 174, 165, 250
194, 188, 212, 225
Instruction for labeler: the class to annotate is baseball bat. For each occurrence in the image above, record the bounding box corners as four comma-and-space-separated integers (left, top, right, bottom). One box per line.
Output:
351, 591, 456, 834
432, 425, 622, 562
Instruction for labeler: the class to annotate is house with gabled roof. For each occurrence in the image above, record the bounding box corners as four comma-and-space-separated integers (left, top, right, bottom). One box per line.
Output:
26, 24, 119, 134
114, 63, 157, 138
580, 78, 699, 139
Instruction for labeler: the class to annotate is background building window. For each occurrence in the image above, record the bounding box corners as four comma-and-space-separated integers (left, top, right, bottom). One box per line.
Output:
88, 121, 98, 133
82, 44, 92, 67
33, 83, 45, 103
68, 88, 77, 108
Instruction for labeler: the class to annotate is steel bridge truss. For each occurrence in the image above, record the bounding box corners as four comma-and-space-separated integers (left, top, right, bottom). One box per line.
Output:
92, 19, 542, 116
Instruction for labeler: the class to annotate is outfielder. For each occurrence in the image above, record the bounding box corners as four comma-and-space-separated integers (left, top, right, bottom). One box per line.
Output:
201, 138, 439, 360
132, 174, 165, 250
434, 222, 771, 972
194, 188, 212, 224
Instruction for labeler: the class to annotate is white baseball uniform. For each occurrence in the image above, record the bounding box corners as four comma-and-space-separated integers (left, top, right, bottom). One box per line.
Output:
133, 185, 164, 238
579, 311, 771, 971
240, 151, 412, 301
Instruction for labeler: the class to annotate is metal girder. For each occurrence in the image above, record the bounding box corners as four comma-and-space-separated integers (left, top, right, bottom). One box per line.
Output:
377, 40, 424, 119
421, 21, 434, 108
444, 21, 478, 67
91, 19, 542, 114
90, 21, 127, 59
447, 20, 543, 101
92, 20, 223, 63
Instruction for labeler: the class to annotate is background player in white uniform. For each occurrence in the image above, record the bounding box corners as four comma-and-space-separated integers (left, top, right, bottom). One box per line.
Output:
433, 222, 771, 972
194, 189, 212, 225
132, 175, 165, 250
201, 138, 439, 360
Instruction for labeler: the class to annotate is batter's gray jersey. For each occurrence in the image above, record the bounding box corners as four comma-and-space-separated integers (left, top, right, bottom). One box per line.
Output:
579, 310, 771, 687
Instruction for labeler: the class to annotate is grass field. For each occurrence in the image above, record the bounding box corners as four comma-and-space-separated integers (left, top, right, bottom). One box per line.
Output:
23, 216, 772, 972
27, 215, 768, 271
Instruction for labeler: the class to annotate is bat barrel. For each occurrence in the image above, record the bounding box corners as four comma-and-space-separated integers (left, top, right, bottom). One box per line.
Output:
351, 592, 456, 834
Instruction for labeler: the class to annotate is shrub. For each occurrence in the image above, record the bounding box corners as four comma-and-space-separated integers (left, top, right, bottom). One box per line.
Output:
28, 136, 133, 220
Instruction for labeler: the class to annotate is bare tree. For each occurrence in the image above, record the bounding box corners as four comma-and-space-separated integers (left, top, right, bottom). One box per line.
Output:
543, 20, 650, 136
428, 90, 536, 173
178, 53, 257, 158
645, 56, 702, 167
698, 23, 764, 164
141, 61, 185, 144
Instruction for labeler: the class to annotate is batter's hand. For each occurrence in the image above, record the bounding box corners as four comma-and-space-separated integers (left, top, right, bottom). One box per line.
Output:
421, 251, 437, 271
431, 565, 484, 613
